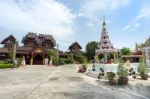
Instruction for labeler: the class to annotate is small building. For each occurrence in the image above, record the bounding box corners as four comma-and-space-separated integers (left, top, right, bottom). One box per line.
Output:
60, 42, 83, 58
122, 50, 143, 63
0, 32, 57, 65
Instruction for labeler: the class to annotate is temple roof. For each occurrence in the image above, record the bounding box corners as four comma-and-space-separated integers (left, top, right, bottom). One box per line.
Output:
22, 32, 56, 47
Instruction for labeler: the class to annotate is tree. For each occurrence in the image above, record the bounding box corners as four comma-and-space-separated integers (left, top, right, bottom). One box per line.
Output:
74, 54, 86, 64
142, 37, 150, 47
48, 49, 57, 65
120, 47, 131, 55
8, 50, 13, 61
85, 41, 99, 60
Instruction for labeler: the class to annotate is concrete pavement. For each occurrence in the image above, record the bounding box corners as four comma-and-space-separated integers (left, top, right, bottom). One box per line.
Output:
0, 65, 149, 99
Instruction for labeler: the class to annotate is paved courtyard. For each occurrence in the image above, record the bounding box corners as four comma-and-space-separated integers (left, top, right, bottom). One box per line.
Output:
0, 65, 150, 99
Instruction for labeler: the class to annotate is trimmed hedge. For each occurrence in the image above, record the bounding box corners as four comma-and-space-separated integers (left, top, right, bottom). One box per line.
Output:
0, 64, 14, 69
0, 59, 13, 64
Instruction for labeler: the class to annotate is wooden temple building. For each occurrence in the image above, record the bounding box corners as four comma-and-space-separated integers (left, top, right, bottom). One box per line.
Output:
59, 42, 83, 58
68, 42, 82, 53
0, 32, 56, 65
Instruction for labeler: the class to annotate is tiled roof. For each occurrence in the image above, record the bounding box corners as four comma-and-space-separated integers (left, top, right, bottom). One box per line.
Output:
17, 46, 33, 51
45, 35, 52, 40
26, 32, 37, 38
38, 34, 44, 37
0, 48, 8, 53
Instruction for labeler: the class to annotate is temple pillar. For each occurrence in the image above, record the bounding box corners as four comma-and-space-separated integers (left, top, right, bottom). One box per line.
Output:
94, 54, 99, 63
104, 53, 107, 63
114, 52, 116, 64
30, 58, 33, 65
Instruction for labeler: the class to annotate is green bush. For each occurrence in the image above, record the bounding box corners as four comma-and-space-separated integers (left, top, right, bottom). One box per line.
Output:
58, 58, 65, 65
52, 57, 64, 66
68, 54, 75, 63
117, 62, 128, 85
138, 62, 147, 74
117, 63, 128, 78
138, 61, 148, 80
107, 72, 115, 81
52, 57, 58, 65
52, 53, 88, 66
0, 64, 14, 69
74, 54, 87, 64
65, 58, 74, 64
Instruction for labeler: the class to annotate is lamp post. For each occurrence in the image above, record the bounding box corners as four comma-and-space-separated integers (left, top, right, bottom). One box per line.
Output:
56, 44, 59, 61
13, 40, 17, 67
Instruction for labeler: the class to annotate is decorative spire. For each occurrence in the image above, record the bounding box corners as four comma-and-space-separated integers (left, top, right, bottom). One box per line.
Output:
102, 16, 107, 32
102, 16, 106, 26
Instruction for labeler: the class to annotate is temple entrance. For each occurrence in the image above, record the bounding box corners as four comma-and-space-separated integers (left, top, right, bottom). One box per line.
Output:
33, 54, 43, 65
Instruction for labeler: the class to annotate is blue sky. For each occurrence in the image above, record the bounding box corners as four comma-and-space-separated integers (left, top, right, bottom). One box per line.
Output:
0, 0, 150, 51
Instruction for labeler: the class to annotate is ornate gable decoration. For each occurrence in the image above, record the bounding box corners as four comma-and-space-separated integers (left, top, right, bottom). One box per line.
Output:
33, 48, 43, 53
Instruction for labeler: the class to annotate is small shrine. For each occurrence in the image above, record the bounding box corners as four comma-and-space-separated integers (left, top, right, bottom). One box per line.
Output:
95, 18, 119, 63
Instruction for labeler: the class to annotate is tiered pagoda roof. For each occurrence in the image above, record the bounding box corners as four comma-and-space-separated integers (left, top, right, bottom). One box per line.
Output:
99, 19, 114, 50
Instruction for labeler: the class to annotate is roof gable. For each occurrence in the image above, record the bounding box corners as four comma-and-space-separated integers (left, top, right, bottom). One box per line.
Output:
1, 35, 16, 44
69, 42, 82, 50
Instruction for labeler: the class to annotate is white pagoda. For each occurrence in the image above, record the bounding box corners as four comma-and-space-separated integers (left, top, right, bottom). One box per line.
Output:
95, 18, 119, 63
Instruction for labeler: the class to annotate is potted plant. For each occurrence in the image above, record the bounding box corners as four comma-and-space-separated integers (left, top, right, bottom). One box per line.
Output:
117, 63, 128, 85
107, 72, 116, 85
138, 62, 148, 80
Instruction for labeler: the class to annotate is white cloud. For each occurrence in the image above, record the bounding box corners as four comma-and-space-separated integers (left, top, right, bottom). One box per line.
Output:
80, 0, 130, 18
122, 25, 131, 31
123, 4, 150, 32
135, 5, 150, 21
0, 0, 76, 50
79, 0, 130, 29
123, 22, 140, 31
131, 23, 141, 31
